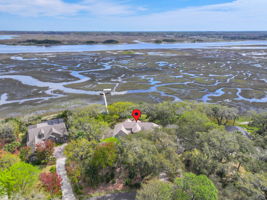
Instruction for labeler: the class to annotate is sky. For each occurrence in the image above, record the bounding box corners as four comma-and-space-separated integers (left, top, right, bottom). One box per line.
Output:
0, 0, 267, 31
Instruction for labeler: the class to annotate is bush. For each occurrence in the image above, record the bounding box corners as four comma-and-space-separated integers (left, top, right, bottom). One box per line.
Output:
49, 166, 57, 173
39, 172, 62, 197
19, 146, 31, 162
31, 140, 55, 165
3, 141, 20, 153
100, 137, 120, 144
136, 179, 173, 200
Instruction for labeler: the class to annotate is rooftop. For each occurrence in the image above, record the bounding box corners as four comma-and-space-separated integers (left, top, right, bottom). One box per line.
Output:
113, 119, 159, 137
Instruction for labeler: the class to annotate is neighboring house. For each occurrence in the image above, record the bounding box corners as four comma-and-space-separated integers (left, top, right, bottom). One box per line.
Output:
113, 119, 159, 137
27, 118, 68, 149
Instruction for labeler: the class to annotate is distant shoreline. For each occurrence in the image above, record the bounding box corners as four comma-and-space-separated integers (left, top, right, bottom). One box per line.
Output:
1, 31, 267, 46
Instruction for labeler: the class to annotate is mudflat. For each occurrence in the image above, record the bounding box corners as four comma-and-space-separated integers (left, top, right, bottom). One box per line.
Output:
0, 47, 266, 117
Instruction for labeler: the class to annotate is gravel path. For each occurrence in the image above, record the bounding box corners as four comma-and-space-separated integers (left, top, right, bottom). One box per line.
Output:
54, 144, 76, 200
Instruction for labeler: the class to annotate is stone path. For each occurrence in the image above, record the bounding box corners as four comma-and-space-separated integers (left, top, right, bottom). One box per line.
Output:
54, 144, 76, 200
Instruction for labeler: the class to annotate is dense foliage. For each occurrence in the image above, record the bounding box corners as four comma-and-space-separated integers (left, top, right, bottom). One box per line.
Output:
1, 101, 267, 199
63, 102, 267, 199
0, 162, 39, 197
136, 173, 218, 200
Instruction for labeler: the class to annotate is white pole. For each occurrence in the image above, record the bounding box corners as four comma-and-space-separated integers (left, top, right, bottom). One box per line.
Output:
103, 93, 109, 114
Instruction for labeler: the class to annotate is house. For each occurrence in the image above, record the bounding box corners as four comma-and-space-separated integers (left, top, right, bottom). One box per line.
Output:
27, 118, 68, 149
113, 119, 159, 137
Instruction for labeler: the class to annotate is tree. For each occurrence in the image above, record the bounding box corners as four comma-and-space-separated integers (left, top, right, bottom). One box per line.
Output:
68, 117, 109, 140
176, 111, 217, 150
0, 162, 39, 197
145, 102, 179, 126
64, 138, 97, 163
39, 172, 62, 197
108, 102, 137, 120
250, 112, 267, 136
207, 105, 238, 126
119, 136, 163, 184
64, 139, 97, 186
0, 121, 19, 143
136, 179, 173, 200
196, 129, 256, 171
224, 172, 267, 200
173, 173, 218, 200
182, 149, 218, 176
91, 142, 117, 169
86, 141, 118, 185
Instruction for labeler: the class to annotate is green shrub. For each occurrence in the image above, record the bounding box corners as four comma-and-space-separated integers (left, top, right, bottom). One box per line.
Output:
19, 146, 31, 162
137, 179, 173, 200
4, 141, 20, 153
100, 137, 120, 144
173, 173, 218, 200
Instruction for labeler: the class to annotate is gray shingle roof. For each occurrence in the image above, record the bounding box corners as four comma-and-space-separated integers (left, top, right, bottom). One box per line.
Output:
113, 119, 159, 137
27, 118, 68, 148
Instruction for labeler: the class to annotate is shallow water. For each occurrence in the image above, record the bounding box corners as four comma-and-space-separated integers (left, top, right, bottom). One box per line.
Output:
0, 35, 17, 40
0, 46, 267, 107
1, 40, 267, 54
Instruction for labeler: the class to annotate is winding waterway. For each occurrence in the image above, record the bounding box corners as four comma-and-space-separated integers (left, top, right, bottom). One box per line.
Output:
1, 40, 267, 54
0, 40, 267, 106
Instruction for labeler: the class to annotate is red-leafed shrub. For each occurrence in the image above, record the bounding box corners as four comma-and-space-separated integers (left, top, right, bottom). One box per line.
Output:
39, 172, 62, 196
33, 140, 55, 165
